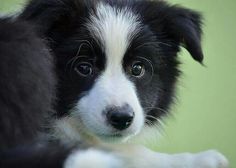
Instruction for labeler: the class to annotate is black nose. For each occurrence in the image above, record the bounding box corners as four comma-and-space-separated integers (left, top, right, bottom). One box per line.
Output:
106, 105, 134, 130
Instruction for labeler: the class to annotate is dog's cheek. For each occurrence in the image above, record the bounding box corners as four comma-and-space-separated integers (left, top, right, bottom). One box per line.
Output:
135, 77, 160, 111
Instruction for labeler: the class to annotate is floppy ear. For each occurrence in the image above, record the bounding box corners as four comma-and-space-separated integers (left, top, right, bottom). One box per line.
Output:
165, 6, 204, 63
140, 1, 203, 63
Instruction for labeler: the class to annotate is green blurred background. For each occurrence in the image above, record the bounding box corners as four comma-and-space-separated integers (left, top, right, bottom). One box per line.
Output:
1, 0, 235, 166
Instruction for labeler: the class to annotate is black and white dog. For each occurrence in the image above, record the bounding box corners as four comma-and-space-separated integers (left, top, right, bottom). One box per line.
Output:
0, 0, 229, 168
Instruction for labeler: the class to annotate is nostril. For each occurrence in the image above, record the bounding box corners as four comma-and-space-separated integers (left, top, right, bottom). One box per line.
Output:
109, 112, 133, 126
106, 105, 134, 130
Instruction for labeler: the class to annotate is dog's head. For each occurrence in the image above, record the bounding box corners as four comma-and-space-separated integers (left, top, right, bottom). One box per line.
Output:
21, 0, 203, 142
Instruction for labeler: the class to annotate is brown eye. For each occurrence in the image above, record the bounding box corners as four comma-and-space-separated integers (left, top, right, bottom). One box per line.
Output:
74, 62, 93, 77
131, 62, 145, 77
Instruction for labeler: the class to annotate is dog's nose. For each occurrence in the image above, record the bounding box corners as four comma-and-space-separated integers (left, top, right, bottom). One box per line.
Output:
106, 105, 134, 130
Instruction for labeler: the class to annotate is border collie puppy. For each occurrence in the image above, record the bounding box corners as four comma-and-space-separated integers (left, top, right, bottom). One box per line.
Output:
0, 0, 228, 168
20, 0, 204, 143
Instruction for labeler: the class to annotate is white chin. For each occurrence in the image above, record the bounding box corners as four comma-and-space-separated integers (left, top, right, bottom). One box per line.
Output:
93, 128, 141, 143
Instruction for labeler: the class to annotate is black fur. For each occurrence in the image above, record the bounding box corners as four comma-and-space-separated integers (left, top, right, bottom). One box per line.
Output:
0, 17, 76, 168
0, 18, 55, 149
0, 0, 203, 167
20, 0, 203, 120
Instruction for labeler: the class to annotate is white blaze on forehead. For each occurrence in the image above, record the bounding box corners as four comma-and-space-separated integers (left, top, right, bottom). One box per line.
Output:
69, 3, 145, 140
87, 3, 141, 71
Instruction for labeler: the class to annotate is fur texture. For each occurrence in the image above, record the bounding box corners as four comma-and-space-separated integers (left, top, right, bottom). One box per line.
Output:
0, 18, 55, 149
0, 1, 228, 168
19, 0, 203, 142
0, 17, 71, 168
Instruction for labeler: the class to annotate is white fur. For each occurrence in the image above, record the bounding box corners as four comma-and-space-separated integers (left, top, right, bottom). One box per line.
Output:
87, 3, 141, 58
64, 3, 144, 140
191, 150, 229, 168
117, 147, 229, 168
52, 4, 229, 168
64, 149, 123, 168
64, 146, 228, 168
151, 150, 229, 168
52, 117, 82, 145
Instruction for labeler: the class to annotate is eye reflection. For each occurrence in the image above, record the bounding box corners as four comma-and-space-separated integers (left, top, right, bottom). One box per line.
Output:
131, 62, 145, 77
74, 62, 93, 77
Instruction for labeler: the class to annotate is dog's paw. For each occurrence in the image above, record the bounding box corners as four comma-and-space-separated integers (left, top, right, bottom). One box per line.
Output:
194, 150, 229, 168
64, 149, 123, 168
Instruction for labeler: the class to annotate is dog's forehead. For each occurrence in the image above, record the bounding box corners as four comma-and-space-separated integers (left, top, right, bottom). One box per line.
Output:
86, 3, 141, 68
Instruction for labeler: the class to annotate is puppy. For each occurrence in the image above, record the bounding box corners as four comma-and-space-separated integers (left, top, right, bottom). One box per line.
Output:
21, 0, 203, 143
0, 0, 229, 168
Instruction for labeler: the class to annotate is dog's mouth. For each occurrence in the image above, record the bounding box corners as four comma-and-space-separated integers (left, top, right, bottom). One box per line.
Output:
97, 133, 123, 138
96, 133, 128, 142
54, 114, 142, 144
79, 116, 143, 143
94, 127, 141, 143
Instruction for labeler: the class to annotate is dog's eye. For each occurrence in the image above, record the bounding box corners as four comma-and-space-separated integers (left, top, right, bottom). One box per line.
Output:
125, 57, 153, 84
74, 62, 93, 77
131, 62, 145, 77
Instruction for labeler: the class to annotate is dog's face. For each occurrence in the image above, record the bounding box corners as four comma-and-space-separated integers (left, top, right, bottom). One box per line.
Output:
21, 0, 203, 141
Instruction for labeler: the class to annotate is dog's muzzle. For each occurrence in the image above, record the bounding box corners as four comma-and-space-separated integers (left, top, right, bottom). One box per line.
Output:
105, 104, 134, 130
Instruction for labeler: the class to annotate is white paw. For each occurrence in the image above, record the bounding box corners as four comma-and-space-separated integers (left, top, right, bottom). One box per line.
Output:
64, 148, 123, 168
194, 150, 229, 168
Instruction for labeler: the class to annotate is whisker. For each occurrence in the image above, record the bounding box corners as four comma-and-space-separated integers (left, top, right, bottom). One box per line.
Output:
145, 115, 160, 124
65, 43, 85, 70
143, 106, 169, 114
70, 42, 89, 73
157, 41, 172, 47
73, 39, 95, 54
134, 42, 159, 50
65, 39, 96, 74
75, 43, 86, 58
65, 41, 93, 74
134, 41, 172, 51
65, 55, 88, 74
145, 118, 156, 126
146, 114, 159, 121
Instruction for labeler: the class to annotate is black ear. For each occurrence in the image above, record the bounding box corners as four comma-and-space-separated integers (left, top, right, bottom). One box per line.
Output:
140, 1, 204, 63
166, 6, 204, 63
19, 0, 87, 37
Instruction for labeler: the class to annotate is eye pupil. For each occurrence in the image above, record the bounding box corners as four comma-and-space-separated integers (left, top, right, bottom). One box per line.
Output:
75, 63, 93, 76
132, 63, 144, 76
